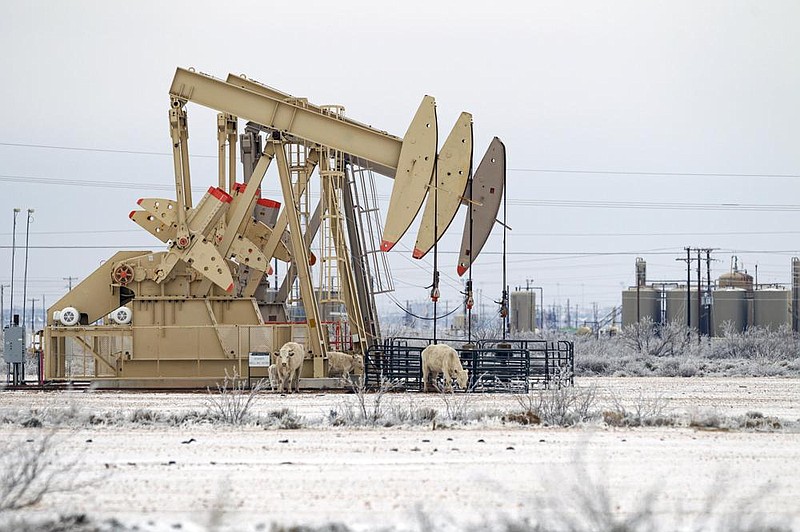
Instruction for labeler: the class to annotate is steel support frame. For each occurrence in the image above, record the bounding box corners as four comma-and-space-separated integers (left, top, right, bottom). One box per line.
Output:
273, 139, 327, 371
242, 150, 320, 297
318, 154, 369, 356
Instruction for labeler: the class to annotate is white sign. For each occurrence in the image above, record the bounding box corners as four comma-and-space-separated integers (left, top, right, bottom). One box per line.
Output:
248, 352, 271, 367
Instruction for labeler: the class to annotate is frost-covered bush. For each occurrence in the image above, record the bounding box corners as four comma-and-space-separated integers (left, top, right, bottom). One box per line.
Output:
574, 321, 800, 377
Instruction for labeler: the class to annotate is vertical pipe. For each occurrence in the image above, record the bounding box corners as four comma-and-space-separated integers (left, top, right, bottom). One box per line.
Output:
793, 258, 800, 333
432, 161, 439, 345
22, 209, 33, 328
706, 250, 712, 335
501, 161, 508, 340
228, 125, 237, 193
217, 113, 226, 190
467, 177, 474, 344
10, 209, 20, 327
686, 247, 691, 329
697, 249, 702, 337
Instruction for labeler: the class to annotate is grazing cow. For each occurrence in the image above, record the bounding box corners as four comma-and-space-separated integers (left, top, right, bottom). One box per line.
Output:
421, 344, 469, 392
275, 341, 305, 393
327, 351, 365, 379
267, 363, 279, 392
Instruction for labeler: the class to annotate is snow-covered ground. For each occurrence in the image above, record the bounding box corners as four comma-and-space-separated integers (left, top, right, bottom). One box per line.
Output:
1, 377, 799, 531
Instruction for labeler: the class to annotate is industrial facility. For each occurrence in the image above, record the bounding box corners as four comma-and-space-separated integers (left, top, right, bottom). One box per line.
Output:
622, 254, 800, 335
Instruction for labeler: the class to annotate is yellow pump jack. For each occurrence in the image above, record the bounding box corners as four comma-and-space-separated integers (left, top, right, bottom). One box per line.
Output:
43, 68, 505, 388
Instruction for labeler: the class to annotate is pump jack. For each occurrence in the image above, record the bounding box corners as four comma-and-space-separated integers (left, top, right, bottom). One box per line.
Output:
44, 68, 505, 388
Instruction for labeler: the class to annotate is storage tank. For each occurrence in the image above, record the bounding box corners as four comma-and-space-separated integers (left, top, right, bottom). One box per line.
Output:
753, 289, 790, 330
711, 288, 747, 336
665, 288, 699, 329
621, 288, 661, 327
718, 270, 753, 291
510, 291, 536, 332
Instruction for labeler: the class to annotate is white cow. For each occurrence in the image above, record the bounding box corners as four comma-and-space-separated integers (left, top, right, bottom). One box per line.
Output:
275, 342, 305, 393
421, 344, 469, 392
267, 363, 279, 392
327, 351, 365, 379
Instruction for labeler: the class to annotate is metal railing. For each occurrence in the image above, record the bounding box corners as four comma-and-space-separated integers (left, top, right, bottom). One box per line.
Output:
366, 337, 574, 392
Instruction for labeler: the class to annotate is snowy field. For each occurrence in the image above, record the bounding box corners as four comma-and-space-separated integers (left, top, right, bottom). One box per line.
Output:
1, 377, 799, 531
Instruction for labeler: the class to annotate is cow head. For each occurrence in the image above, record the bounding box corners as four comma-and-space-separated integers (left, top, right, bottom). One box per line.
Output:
278, 345, 296, 369
455, 368, 469, 390
352, 354, 365, 374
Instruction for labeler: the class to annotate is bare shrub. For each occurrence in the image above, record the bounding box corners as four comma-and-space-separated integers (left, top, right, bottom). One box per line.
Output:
687, 409, 785, 432
510, 372, 597, 427
603, 391, 673, 427
462, 452, 793, 532
436, 382, 477, 422
332, 374, 400, 426
386, 397, 438, 425
620, 318, 695, 358
712, 323, 800, 362
265, 408, 304, 430
0, 432, 88, 513
204, 369, 267, 425
574, 319, 800, 377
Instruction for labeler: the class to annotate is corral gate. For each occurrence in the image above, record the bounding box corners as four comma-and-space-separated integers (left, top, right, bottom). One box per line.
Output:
364, 337, 574, 392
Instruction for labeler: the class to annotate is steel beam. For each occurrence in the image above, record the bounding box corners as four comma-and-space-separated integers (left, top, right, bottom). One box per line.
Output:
171, 68, 402, 175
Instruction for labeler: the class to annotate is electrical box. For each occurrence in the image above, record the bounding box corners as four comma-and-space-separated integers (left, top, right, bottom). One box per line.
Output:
2, 326, 26, 364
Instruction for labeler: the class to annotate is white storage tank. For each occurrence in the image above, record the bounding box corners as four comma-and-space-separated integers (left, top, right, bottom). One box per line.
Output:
621, 288, 661, 327
712, 288, 747, 336
665, 288, 699, 329
510, 291, 536, 332
753, 289, 790, 330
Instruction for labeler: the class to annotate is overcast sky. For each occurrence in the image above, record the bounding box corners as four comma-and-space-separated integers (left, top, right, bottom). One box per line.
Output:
1, 1, 799, 323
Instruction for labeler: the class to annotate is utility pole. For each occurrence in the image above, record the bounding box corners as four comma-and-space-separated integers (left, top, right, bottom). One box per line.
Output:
676, 248, 692, 330
10, 208, 21, 326
704, 249, 714, 336
29, 298, 37, 335
63, 276, 78, 291
22, 208, 34, 327
697, 248, 703, 338
0, 284, 8, 328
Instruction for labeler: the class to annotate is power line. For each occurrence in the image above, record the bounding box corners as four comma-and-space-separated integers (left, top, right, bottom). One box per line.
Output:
510, 198, 800, 212
3, 140, 797, 179
3, 245, 799, 257
0, 141, 216, 158
510, 230, 800, 237
0, 229, 141, 237
5, 173, 800, 212
508, 167, 800, 179
0, 174, 193, 192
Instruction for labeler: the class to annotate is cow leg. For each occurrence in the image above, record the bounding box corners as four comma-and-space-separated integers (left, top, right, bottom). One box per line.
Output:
422, 366, 430, 392
440, 361, 450, 392
444, 372, 453, 392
